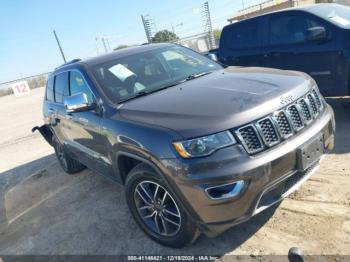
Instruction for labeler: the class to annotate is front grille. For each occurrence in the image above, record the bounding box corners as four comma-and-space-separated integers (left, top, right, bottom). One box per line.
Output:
298, 98, 312, 123
275, 111, 293, 137
256, 117, 280, 146
287, 105, 304, 131
235, 89, 324, 155
312, 89, 322, 108
236, 125, 264, 154
307, 93, 318, 116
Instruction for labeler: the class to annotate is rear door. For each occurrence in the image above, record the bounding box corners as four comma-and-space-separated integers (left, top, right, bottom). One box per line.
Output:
43, 75, 55, 126
263, 11, 340, 95
49, 72, 70, 144
219, 17, 264, 66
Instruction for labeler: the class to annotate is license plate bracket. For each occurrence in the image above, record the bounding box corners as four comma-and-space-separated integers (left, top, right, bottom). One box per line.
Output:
297, 134, 324, 171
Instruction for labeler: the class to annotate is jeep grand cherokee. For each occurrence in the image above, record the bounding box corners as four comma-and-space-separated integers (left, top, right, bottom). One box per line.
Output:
33, 43, 335, 248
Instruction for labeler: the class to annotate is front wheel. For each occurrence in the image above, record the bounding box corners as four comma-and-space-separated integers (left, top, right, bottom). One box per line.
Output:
125, 163, 199, 248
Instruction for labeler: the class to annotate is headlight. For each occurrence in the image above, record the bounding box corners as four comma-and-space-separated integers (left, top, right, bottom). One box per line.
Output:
173, 131, 236, 158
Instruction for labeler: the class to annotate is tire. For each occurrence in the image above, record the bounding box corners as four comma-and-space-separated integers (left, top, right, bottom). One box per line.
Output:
52, 135, 85, 174
125, 163, 199, 248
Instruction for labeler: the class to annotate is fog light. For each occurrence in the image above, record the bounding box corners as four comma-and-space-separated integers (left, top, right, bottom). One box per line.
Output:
205, 180, 245, 200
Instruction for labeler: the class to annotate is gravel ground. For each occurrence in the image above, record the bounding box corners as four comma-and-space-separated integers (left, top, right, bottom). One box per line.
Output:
0, 88, 349, 256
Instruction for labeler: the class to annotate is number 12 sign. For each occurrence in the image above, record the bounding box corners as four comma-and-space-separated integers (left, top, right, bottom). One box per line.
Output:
11, 81, 31, 97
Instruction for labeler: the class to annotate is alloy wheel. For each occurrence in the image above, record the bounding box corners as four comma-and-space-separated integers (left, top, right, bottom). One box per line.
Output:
134, 181, 181, 237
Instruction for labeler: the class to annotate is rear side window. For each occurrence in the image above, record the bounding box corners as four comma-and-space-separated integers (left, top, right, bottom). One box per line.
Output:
227, 20, 259, 48
46, 76, 54, 101
54, 72, 69, 103
70, 71, 94, 103
269, 13, 326, 45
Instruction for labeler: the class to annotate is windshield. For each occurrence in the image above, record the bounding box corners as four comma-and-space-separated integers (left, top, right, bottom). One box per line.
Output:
310, 4, 350, 28
91, 45, 222, 103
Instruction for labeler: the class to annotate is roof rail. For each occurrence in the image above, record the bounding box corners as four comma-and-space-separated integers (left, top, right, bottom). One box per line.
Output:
55, 58, 81, 69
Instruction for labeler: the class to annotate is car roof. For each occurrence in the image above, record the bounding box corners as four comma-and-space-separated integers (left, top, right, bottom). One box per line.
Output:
267, 3, 343, 16
226, 3, 340, 24
55, 42, 174, 72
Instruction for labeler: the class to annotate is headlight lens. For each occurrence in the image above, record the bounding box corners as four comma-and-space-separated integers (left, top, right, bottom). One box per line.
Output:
173, 131, 236, 158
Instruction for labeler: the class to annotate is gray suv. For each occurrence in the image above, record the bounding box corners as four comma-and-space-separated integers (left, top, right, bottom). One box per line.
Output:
34, 43, 335, 247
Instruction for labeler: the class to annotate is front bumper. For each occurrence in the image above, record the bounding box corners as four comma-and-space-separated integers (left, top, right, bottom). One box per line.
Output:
161, 104, 335, 237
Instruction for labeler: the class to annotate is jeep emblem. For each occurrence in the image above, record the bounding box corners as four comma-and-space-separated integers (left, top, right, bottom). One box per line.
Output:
280, 95, 294, 105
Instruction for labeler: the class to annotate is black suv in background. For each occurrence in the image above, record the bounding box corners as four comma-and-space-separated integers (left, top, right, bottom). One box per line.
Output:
216, 4, 350, 97
34, 43, 335, 247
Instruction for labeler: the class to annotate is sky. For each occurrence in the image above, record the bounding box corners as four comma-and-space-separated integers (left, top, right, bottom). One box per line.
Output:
0, 0, 260, 83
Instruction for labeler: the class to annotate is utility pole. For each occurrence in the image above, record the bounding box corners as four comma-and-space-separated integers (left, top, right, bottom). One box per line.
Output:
171, 23, 183, 34
96, 35, 119, 53
241, 0, 246, 18
202, 1, 215, 49
101, 37, 108, 53
53, 30, 67, 63
141, 15, 153, 43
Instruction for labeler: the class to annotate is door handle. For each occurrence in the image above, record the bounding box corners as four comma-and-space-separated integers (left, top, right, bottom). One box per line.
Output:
48, 108, 58, 126
269, 52, 281, 57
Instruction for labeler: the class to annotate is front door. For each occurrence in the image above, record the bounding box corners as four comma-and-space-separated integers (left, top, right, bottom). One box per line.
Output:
62, 70, 112, 177
263, 11, 340, 96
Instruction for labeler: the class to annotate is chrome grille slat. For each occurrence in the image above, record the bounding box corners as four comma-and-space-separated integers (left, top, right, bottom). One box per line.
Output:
307, 93, 319, 117
274, 110, 293, 138
256, 117, 280, 147
235, 125, 264, 154
286, 104, 304, 131
235, 89, 324, 155
298, 98, 312, 123
312, 89, 322, 108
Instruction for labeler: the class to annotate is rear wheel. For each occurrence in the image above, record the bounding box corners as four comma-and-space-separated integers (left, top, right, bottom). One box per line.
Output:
52, 136, 85, 174
125, 163, 199, 248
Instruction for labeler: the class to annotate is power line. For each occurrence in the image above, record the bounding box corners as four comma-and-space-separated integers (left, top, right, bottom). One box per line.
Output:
152, 4, 199, 21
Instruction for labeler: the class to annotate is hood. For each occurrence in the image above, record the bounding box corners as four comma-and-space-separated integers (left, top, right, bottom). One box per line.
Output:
119, 67, 314, 138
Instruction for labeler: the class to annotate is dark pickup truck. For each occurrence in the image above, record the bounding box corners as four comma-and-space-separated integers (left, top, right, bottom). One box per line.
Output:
209, 3, 350, 97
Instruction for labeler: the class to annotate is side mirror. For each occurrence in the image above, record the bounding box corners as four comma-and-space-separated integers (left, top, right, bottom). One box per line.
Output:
207, 53, 218, 62
64, 93, 94, 113
306, 26, 327, 42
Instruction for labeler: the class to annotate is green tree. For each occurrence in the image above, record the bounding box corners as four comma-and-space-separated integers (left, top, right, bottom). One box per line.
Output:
213, 29, 222, 42
114, 44, 129, 50
152, 30, 178, 43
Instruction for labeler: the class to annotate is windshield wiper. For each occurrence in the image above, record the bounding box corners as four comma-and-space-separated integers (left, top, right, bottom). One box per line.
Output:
119, 80, 187, 103
118, 71, 213, 103
184, 71, 213, 81
119, 91, 150, 103
148, 71, 213, 93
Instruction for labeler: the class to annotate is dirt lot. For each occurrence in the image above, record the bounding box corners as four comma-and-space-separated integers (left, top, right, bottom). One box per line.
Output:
0, 87, 349, 256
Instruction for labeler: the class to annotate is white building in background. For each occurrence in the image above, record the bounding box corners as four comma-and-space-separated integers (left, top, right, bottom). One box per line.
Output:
227, 0, 330, 22
333, 0, 350, 5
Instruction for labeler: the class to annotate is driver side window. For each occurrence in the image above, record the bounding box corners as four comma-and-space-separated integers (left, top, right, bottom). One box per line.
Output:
70, 71, 94, 103
269, 13, 325, 45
